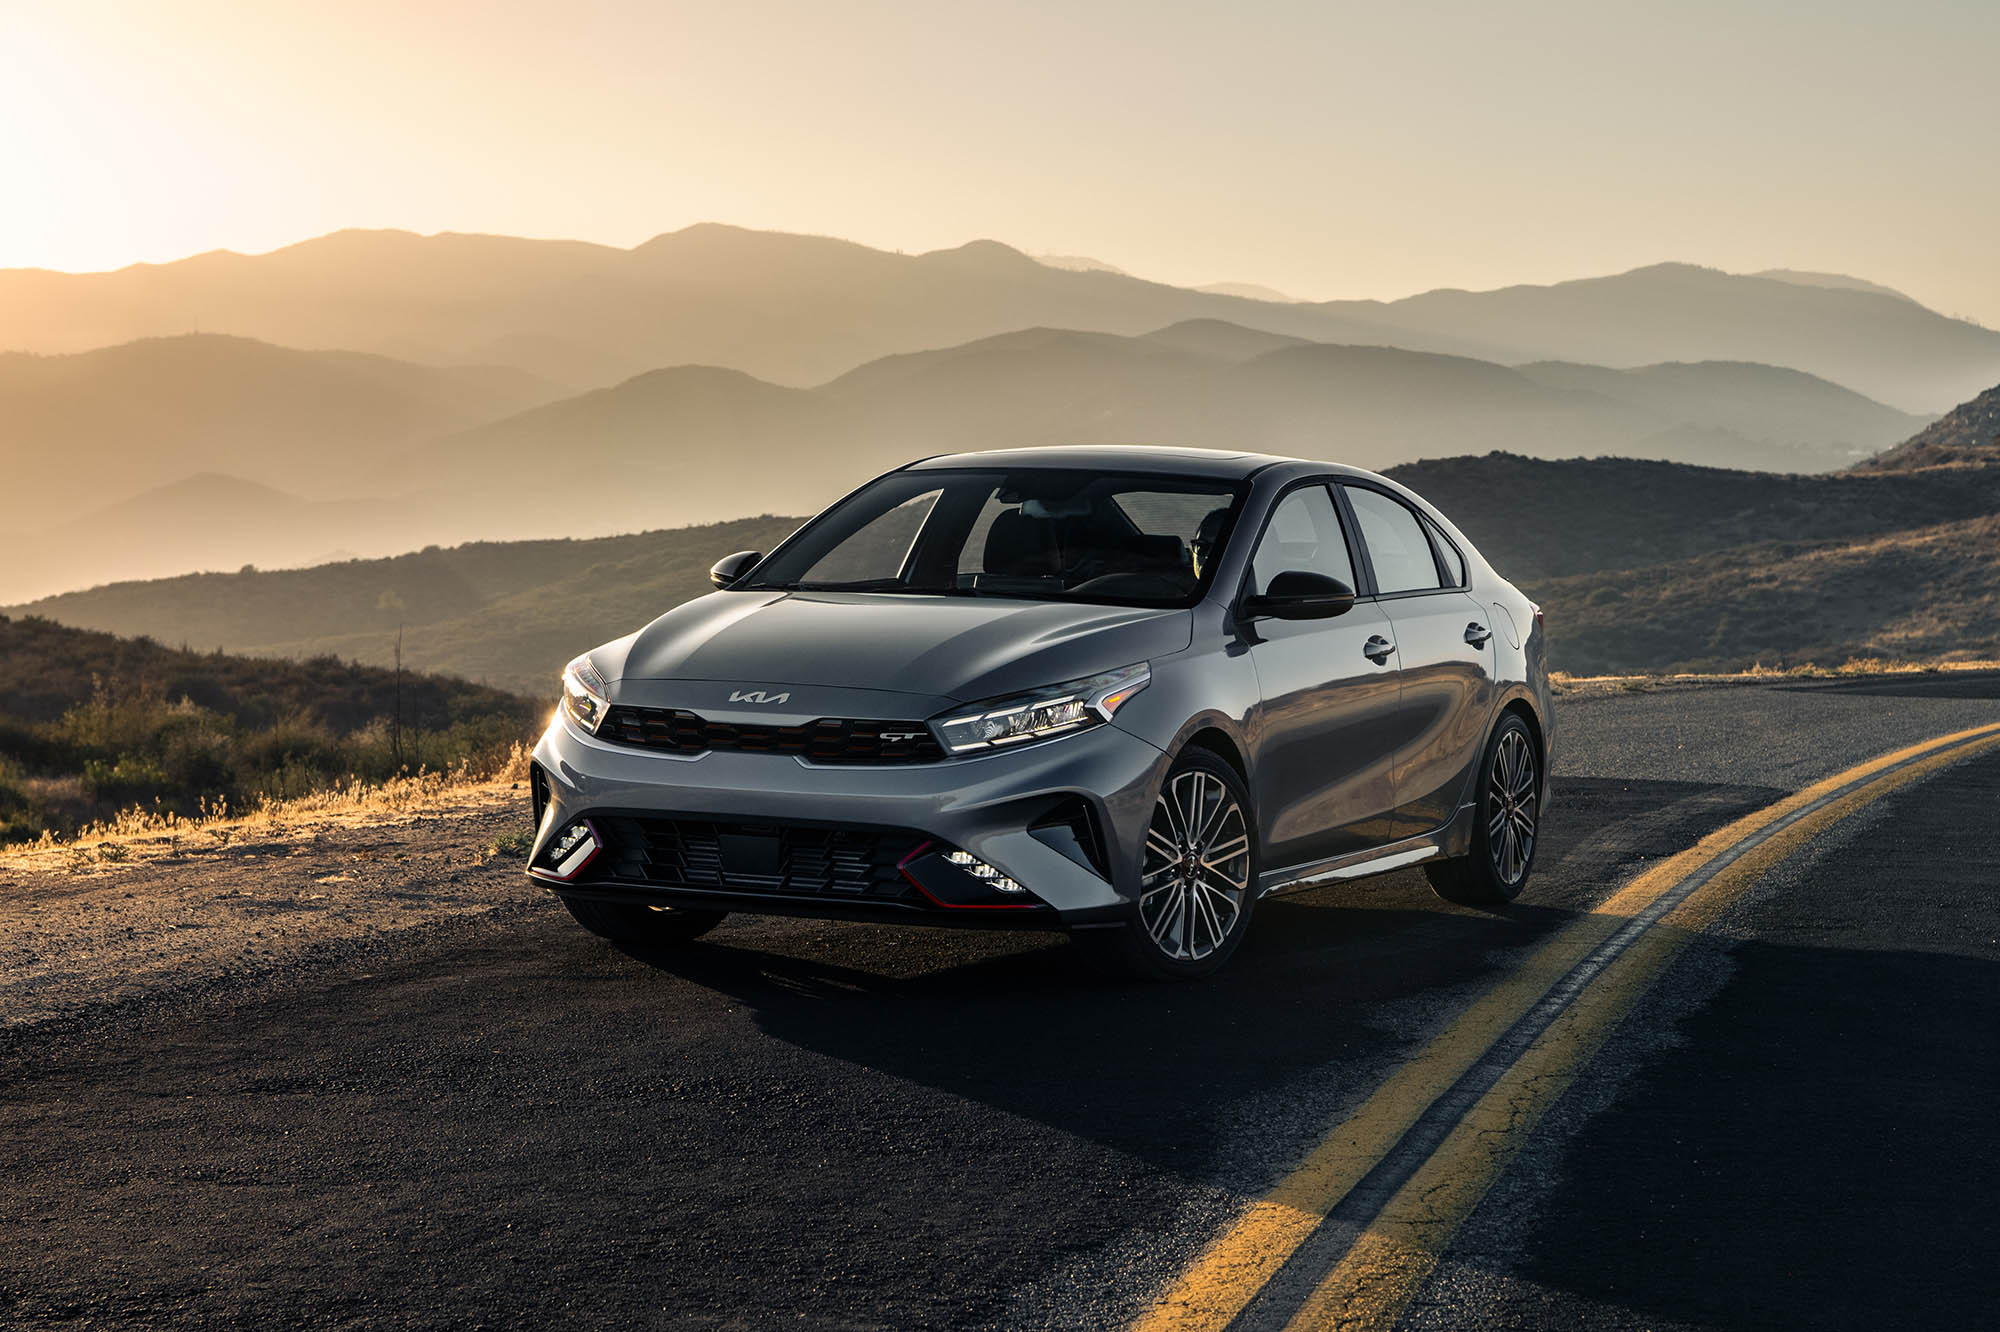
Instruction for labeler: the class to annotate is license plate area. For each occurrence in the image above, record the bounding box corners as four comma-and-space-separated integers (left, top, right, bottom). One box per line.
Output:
716, 828, 783, 883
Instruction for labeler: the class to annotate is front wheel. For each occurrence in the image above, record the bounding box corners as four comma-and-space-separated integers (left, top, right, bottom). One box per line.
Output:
561, 897, 727, 947
1425, 712, 1541, 906
1082, 748, 1257, 980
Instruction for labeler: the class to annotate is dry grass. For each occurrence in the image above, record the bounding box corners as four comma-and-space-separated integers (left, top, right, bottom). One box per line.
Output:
0, 741, 532, 875
1550, 657, 2000, 699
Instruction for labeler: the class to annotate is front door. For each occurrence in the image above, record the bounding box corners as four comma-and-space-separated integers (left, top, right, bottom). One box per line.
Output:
1242, 483, 1405, 870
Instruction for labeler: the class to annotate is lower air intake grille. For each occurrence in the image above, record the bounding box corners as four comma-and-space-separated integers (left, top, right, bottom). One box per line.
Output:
600, 706, 944, 764
593, 815, 926, 902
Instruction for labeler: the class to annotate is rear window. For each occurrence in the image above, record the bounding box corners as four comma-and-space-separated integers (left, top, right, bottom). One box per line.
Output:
1344, 485, 1445, 595
1426, 517, 1466, 587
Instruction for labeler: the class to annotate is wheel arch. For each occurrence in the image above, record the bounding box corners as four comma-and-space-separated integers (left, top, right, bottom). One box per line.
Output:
1498, 696, 1548, 797
1179, 725, 1249, 788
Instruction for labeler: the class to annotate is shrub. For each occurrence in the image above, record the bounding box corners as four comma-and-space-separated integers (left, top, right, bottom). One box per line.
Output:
0, 620, 540, 843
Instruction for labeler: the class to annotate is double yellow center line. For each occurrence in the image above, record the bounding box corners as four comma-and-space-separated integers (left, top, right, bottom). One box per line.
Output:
1132, 721, 2000, 1332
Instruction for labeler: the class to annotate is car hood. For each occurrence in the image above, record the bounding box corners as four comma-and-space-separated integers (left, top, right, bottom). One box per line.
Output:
599, 591, 1193, 707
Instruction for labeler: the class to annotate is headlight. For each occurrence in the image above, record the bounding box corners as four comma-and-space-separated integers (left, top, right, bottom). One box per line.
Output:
561, 655, 610, 734
932, 663, 1151, 754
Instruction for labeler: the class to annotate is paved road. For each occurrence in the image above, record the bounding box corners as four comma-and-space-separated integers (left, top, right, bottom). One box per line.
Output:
3, 674, 1998, 1330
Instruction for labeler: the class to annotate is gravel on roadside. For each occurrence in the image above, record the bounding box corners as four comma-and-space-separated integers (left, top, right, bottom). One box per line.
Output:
0, 785, 540, 1035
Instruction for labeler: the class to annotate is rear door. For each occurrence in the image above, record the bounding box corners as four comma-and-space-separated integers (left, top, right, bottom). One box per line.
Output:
1241, 483, 1404, 869
1339, 483, 1498, 838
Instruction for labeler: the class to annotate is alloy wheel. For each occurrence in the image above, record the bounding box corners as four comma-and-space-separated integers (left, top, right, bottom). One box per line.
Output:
1139, 769, 1252, 962
1487, 726, 1539, 885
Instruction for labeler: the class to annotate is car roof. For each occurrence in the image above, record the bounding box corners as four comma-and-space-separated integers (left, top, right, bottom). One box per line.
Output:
903, 444, 1373, 481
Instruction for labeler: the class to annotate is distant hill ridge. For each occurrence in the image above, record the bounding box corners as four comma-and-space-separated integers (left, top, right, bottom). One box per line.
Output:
0, 332, 556, 527
392, 322, 1928, 548
1856, 383, 2000, 471
3, 224, 1993, 409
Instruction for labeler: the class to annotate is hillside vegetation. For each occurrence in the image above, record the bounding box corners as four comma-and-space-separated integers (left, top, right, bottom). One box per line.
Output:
1390, 454, 2000, 581
1545, 514, 2000, 673
0, 616, 536, 844
1855, 384, 2000, 471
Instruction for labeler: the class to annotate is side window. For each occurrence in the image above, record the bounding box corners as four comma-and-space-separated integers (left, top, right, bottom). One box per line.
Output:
1249, 485, 1355, 596
1426, 517, 1466, 587
1344, 486, 1444, 594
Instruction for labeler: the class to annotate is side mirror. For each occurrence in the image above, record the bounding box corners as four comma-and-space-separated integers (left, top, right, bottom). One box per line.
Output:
1240, 571, 1356, 621
709, 550, 763, 589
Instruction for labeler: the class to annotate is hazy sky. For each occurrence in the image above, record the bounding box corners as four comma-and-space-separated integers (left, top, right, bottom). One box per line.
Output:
4, 0, 1997, 322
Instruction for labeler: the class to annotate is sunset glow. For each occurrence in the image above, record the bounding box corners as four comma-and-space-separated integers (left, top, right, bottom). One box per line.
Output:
2, 0, 1997, 322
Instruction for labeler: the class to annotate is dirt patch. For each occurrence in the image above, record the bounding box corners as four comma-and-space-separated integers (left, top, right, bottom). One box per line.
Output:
0, 783, 541, 1033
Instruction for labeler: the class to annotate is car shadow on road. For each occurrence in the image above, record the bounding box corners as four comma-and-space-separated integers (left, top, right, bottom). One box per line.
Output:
608, 774, 1782, 1182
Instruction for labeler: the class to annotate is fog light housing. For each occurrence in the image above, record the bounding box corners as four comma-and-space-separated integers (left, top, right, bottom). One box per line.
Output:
896, 841, 1041, 909
540, 819, 600, 881
944, 849, 1025, 893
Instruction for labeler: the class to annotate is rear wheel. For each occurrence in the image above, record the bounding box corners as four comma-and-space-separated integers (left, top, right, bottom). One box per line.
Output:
1425, 712, 1541, 906
1082, 748, 1257, 980
561, 897, 727, 947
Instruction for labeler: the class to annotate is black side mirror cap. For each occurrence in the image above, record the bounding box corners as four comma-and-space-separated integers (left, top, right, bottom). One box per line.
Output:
709, 550, 763, 589
1240, 571, 1356, 621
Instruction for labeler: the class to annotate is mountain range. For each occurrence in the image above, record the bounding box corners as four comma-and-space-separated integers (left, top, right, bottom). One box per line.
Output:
0, 334, 556, 526
4, 225, 1994, 411
0, 321, 1933, 602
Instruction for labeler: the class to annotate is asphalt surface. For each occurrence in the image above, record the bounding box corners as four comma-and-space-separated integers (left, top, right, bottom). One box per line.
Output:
4, 673, 1999, 1330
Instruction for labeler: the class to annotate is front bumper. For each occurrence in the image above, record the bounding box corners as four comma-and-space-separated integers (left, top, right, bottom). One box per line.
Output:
527, 712, 1171, 926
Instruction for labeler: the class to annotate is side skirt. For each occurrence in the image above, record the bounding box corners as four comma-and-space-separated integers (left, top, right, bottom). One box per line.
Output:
1257, 800, 1477, 899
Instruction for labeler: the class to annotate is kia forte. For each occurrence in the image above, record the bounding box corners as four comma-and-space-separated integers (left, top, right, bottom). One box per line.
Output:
528, 446, 1551, 978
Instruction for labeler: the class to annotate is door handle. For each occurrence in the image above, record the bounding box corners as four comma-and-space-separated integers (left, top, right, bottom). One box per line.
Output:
1464, 621, 1493, 647
1363, 635, 1396, 665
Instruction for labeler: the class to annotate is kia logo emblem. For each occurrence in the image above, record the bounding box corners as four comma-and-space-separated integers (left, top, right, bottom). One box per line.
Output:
728, 689, 791, 705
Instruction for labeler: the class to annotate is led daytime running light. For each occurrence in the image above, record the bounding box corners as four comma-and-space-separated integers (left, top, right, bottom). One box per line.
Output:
932, 663, 1151, 754
945, 849, 1025, 893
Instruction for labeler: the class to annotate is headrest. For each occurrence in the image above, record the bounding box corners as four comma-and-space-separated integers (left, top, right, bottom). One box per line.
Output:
983, 509, 1061, 577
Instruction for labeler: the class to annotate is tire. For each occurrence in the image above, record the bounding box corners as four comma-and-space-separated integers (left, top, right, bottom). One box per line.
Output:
561, 896, 727, 947
1082, 747, 1258, 981
1425, 712, 1541, 906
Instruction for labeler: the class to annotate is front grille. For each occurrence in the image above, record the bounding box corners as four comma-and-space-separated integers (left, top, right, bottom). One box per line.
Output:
600, 706, 944, 764
593, 814, 926, 902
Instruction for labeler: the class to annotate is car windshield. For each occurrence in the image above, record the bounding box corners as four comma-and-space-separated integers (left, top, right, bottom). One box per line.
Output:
741, 468, 1246, 607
